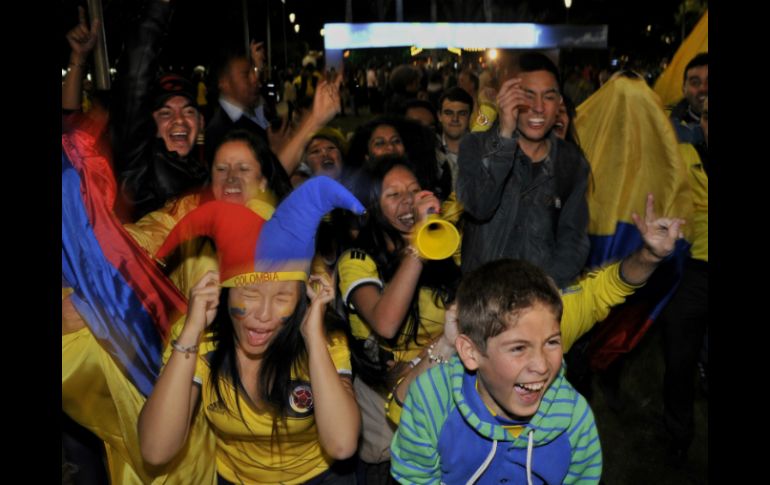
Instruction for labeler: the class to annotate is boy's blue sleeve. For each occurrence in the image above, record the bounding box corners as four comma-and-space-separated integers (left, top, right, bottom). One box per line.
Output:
390, 373, 444, 484
564, 394, 603, 484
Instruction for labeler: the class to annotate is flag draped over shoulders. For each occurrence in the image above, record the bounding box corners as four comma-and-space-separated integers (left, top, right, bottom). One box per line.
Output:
62, 123, 186, 397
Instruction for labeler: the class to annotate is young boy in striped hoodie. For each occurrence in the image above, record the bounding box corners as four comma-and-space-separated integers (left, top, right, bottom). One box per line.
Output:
391, 259, 602, 484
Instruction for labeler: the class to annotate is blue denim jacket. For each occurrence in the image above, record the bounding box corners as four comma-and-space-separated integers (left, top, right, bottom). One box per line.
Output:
457, 125, 590, 287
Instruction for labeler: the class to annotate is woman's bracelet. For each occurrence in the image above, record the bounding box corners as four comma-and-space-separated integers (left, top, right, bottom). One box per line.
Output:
427, 342, 449, 365
404, 245, 424, 262
171, 339, 199, 358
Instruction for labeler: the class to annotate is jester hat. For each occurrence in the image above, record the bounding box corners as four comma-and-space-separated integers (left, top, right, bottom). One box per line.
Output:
156, 176, 365, 287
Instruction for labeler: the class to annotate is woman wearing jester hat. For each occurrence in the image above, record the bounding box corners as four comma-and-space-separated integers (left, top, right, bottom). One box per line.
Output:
139, 177, 365, 484
62, 128, 294, 483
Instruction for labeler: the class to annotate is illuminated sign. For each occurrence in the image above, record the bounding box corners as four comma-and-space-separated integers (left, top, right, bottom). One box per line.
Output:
323, 22, 608, 50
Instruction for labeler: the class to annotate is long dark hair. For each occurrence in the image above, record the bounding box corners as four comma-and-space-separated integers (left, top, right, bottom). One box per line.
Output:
350, 156, 460, 386
561, 94, 582, 150
207, 285, 309, 428
347, 116, 440, 196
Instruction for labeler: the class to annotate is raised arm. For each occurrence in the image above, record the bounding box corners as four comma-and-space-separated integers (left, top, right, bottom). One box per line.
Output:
303, 274, 360, 459
347, 191, 440, 339
276, 73, 343, 176
111, 0, 174, 171
457, 77, 534, 219
560, 193, 684, 352
348, 255, 424, 340
62, 7, 99, 111
620, 193, 685, 285
138, 270, 220, 466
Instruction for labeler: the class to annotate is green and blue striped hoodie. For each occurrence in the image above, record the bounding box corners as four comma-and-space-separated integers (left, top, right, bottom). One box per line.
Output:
391, 356, 601, 484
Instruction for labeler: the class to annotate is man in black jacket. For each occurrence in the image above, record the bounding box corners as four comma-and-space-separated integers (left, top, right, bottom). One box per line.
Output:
457, 52, 590, 288
112, 0, 208, 222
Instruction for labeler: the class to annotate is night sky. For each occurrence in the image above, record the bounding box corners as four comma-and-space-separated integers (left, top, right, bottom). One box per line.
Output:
61, 0, 700, 73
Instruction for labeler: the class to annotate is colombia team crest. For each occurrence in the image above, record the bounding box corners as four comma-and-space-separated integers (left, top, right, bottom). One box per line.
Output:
288, 380, 314, 417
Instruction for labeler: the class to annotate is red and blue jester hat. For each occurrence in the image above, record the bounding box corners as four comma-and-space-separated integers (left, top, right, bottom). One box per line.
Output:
156, 176, 365, 285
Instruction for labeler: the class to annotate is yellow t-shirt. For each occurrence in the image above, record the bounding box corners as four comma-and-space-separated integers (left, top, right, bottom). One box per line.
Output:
560, 260, 641, 353
63, 298, 216, 484
476, 379, 525, 438
165, 321, 352, 485
679, 143, 708, 262
337, 249, 445, 364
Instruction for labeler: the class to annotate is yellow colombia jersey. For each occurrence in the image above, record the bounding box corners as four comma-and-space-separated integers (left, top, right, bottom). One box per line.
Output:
337, 249, 446, 364
164, 320, 352, 485
62, 297, 217, 484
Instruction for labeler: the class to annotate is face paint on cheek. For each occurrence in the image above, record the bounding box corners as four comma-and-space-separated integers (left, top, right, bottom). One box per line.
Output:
229, 304, 248, 320
280, 297, 298, 322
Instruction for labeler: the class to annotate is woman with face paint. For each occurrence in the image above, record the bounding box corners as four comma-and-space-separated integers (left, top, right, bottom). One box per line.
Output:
139, 177, 364, 484
61, 118, 327, 484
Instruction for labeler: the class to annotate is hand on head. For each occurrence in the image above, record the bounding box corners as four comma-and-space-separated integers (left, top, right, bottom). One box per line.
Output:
187, 271, 221, 331
496, 78, 529, 138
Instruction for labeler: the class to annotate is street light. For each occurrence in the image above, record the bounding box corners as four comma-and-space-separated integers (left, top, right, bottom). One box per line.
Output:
564, 0, 572, 23
320, 28, 325, 37
294, 24, 300, 34
289, 13, 296, 23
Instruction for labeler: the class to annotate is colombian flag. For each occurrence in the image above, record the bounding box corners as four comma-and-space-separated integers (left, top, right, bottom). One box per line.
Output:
62, 120, 186, 397
575, 74, 694, 369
